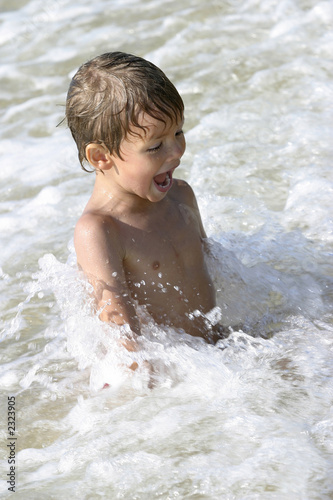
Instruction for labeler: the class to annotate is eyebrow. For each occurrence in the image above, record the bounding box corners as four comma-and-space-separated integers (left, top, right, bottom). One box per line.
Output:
145, 117, 185, 141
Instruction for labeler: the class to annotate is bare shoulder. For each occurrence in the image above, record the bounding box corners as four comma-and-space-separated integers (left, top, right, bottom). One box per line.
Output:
172, 178, 197, 206
75, 211, 114, 245
172, 178, 207, 238
74, 211, 124, 270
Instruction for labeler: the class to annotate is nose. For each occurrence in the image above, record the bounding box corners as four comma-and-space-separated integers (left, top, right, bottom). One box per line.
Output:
168, 136, 186, 162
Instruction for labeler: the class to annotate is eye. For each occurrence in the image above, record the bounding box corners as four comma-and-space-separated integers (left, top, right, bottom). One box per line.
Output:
176, 129, 184, 137
147, 143, 162, 153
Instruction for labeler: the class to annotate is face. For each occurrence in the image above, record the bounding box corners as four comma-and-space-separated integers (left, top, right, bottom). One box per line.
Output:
108, 113, 186, 203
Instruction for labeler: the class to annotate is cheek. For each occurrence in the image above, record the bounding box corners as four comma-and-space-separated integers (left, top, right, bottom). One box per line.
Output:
146, 156, 163, 171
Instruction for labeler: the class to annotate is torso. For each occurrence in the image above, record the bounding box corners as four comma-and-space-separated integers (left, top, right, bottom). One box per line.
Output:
80, 179, 216, 337
114, 180, 216, 335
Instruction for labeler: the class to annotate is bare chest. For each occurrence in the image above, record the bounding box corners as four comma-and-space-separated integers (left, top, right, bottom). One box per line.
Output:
111, 197, 215, 325
122, 209, 204, 283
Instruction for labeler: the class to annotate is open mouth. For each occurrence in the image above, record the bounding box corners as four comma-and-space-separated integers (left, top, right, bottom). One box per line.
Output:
153, 169, 173, 192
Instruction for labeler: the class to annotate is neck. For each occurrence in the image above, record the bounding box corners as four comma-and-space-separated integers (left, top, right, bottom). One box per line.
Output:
93, 172, 154, 214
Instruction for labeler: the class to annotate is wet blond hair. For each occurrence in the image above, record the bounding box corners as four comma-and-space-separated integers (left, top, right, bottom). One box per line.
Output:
66, 51, 184, 172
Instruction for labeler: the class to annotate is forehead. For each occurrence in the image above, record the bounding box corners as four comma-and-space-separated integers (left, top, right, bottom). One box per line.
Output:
128, 112, 182, 141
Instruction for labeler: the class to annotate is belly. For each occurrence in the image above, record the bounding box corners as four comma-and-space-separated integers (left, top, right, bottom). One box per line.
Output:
127, 264, 216, 337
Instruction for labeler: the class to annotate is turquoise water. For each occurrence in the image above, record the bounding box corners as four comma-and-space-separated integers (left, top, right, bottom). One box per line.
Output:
0, 0, 333, 498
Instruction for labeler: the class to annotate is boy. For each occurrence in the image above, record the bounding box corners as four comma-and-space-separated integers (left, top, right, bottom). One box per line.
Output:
66, 52, 226, 353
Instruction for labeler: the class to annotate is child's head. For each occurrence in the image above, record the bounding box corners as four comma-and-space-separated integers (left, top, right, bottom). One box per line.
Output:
66, 52, 184, 172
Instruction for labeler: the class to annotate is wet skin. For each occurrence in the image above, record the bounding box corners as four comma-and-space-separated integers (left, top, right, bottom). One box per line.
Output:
74, 114, 220, 346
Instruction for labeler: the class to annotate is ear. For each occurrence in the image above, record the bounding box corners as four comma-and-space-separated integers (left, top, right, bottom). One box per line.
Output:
85, 143, 114, 171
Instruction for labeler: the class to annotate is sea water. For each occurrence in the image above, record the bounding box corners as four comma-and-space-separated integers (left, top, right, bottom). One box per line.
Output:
0, 0, 333, 498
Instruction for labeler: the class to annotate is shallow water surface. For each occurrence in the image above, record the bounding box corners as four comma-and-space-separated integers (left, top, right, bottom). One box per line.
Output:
0, 0, 333, 498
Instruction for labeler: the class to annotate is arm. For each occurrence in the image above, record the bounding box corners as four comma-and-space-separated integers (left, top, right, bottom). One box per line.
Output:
74, 213, 140, 352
